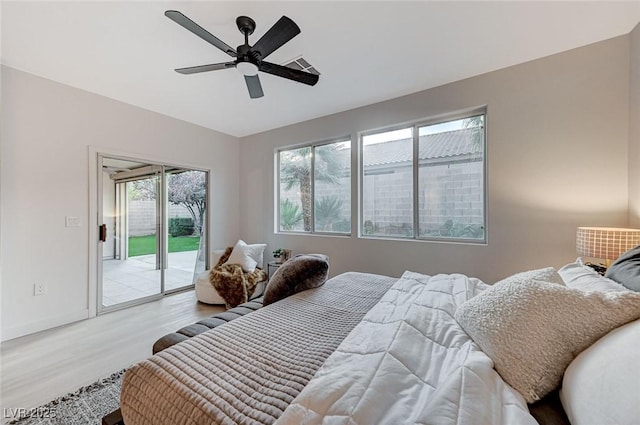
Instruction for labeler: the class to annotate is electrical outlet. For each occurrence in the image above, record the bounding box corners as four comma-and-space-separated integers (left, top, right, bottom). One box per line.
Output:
34, 282, 47, 296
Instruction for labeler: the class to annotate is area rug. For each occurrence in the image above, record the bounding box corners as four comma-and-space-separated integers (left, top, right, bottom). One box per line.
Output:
7, 370, 125, 425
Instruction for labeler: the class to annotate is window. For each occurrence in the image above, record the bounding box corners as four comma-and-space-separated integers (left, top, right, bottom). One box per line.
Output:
361, 111, 486, 242
362, 128, 415, 237
278, 139, 351, 234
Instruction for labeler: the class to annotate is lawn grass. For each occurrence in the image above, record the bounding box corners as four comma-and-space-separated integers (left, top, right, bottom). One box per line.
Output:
128, 235, 200, 257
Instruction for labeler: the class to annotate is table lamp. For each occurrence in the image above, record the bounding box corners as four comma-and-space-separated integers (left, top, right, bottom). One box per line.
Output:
576, 227, 640, 267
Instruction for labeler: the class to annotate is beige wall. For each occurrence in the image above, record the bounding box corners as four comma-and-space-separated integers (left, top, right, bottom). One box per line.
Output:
239, 36, 631, 284
2, 32, 636, 340
0, 66, 240, 340
630, 23, 640, 227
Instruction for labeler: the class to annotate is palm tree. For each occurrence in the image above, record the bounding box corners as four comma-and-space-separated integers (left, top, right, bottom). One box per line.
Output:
314, 195, 344, 231
463, 115, 484, 153
280, 145, 343, 231
279, 199, 303, 230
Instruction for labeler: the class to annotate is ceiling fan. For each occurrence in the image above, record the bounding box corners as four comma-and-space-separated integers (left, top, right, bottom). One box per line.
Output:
165, 10, 320, 99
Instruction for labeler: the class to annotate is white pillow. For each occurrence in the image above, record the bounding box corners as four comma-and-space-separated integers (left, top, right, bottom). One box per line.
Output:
561, 318, 640, 425
558, 261, 627, 293
248, 243, 266, 268
223, 240, 266, 273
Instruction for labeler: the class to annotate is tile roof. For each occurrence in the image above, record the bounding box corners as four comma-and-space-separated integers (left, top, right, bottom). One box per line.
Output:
364, 127, 482, 167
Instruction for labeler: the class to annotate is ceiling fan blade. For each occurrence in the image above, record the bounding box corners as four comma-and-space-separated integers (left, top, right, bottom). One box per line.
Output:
259, 61, 319, 86
175, 62, 236, 75
165, 10, 237, 57
244, 75, 264, 98
250, 16, 300, 60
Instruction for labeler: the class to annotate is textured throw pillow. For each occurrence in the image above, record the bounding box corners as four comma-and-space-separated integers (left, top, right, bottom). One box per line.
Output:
223, 240, 266, 273
496, 267, 565, 286
263, 254, 329, 306
559, 261, 627, 293
455, 275, 640, 403
605, 245, 640, 292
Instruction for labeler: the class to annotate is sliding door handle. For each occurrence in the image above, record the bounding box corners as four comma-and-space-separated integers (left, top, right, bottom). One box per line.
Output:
99, 224, 107, 242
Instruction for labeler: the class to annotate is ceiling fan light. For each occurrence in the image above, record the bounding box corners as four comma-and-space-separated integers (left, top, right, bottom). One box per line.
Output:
237, 62, 258, 76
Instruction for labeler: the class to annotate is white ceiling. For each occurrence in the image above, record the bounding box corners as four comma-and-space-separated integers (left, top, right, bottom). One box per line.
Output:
2, 1, 639, 137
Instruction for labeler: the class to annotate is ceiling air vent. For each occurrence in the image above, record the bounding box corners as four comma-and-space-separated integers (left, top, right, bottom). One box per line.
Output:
283, 56, 320, 75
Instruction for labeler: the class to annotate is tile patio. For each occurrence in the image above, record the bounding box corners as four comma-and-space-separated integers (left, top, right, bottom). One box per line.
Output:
102, 250, 200, 307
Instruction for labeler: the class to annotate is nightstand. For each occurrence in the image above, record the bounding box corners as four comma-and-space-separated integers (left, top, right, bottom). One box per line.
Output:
267, 261, 282, 279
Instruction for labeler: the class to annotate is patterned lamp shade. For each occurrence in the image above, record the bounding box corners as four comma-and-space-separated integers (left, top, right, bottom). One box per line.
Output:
576, 227, 640, 261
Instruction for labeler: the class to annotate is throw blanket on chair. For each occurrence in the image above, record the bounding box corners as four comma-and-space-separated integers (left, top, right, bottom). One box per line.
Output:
209, 246, 267, 308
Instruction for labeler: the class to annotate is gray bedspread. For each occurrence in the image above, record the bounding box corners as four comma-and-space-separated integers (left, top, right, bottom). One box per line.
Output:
120, 272, 395, 425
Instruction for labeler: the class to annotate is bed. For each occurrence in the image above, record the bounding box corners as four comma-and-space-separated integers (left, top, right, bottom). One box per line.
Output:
120, 258, 640, 425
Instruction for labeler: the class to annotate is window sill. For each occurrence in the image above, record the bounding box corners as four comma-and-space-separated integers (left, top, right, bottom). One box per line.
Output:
358, 234, 487, 246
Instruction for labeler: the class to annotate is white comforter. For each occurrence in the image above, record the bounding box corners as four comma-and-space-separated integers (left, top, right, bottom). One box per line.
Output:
276, 271, 538, 425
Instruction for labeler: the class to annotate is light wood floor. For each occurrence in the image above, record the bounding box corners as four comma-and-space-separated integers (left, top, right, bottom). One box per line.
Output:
0, 290, 223, 423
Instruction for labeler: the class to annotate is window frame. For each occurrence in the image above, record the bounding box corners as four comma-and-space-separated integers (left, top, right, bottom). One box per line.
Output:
358, 107, 487, 244
276, 137, 352, 236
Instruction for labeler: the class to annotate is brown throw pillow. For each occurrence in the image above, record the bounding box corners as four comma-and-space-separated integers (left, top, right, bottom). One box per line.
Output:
263, 254, 329, 306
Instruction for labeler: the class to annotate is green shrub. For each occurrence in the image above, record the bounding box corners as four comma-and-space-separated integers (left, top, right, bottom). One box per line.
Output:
169, 217, 194, 237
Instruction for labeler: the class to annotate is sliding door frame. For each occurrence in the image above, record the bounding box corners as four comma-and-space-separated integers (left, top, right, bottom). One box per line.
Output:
89, 148, 210, 317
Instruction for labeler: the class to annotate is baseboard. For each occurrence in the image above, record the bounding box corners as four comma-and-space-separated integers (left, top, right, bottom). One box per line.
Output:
1, 308, 89, 341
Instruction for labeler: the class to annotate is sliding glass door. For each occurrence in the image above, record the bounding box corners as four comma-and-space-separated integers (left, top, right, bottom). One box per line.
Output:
97, 155, 208, 313
164, 168, 208, 292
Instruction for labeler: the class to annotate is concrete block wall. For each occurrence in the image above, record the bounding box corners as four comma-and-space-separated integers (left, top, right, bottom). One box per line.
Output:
281, 160, 483, 237
127, 200, 193, 236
